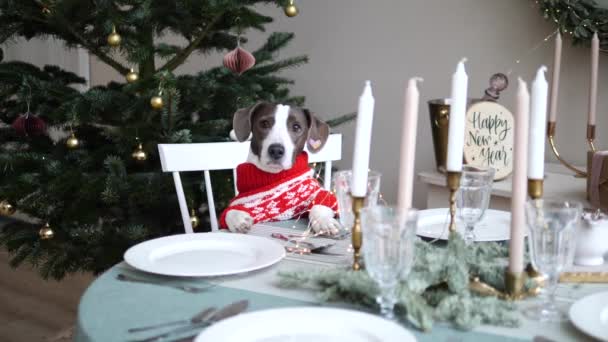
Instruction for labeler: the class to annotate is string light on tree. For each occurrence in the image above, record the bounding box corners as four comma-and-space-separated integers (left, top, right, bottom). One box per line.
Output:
107, 25, 121, 47
126, 68, 139, 83
284, 0, 299, 17
39, 223, 54, 240
0, 200, 16, 216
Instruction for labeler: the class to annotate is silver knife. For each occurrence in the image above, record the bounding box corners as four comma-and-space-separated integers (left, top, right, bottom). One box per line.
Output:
131, 300, 249, 342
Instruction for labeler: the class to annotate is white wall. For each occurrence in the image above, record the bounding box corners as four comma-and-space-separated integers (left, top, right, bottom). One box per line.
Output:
8, 0, 607, 208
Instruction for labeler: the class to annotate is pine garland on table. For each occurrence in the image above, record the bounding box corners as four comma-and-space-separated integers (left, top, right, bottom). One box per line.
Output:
277, 233, 528, 331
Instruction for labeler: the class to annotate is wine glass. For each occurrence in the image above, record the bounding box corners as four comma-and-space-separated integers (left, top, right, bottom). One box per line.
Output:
360, 206, 417, 320
457, 165, 494, 244
525, 199, 581, 322
332, 170, 381, 231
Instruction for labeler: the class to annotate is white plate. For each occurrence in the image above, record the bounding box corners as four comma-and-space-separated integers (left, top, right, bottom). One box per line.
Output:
569, 291, 608, 342
416, 208, 512, 242
195, 307, 417, 342
124, 232, 285, 277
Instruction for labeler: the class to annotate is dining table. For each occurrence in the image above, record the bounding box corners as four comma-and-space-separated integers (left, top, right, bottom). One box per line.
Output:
74, 220, 608, 342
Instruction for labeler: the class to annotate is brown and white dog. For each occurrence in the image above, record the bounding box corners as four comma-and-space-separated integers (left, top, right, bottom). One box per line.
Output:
219, 102, 340, 235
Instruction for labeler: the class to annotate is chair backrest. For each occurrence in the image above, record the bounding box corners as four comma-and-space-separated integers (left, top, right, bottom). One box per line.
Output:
158, 134, 342, 233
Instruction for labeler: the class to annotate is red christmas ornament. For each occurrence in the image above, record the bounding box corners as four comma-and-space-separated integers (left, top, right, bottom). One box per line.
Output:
12, 113, 47, 136
223, 46, 256, 75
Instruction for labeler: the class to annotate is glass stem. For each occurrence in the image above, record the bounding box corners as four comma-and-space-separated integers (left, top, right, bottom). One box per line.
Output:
543, 272, 559, 311
464, 223, 475, 245
377, 284, 397, 320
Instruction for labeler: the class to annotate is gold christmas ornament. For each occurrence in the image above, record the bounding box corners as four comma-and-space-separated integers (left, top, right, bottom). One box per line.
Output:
0, 200, 16, 216
190, 209, 200, 229
107, 26, 121, 47
66, 132, 79, 149
126, 69, 139, 83
42, 7, 51, 15
150, 95, 164, 110
131, 143, 147, 161
39, 223, 54, 240
284, 0, 298, 17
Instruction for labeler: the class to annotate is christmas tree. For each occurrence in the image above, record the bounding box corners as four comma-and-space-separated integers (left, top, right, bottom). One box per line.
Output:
0, 0, 348, 279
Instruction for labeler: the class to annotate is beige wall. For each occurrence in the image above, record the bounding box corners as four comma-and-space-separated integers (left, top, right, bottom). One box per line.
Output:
14, 0, 608, 209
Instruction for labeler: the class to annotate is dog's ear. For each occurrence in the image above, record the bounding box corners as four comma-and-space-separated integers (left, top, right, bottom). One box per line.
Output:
303, 109, 330, 153
233, 102, 264, 142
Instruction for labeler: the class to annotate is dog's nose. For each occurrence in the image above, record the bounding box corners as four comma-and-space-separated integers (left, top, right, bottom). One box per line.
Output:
268, 144, 285, 161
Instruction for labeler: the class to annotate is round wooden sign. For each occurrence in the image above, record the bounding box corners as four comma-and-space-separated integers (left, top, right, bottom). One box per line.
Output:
463, 101, 514, 180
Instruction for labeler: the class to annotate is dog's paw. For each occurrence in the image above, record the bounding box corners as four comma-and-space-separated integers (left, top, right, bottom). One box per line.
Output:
225, 210, 253, 233
309, 205, 341, 235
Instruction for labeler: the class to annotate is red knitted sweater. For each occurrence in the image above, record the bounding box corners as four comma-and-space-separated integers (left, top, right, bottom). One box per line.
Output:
219, 152, 338, 229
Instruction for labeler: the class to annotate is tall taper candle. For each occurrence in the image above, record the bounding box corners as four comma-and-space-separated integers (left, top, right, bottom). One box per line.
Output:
588, 32, 599, 127
446, 58, 468, 172
351, 81, 375, 197
528, 66, 548, 180
397, 77, 423, 210
548, 32, 562, 124
509, 78, 530, 274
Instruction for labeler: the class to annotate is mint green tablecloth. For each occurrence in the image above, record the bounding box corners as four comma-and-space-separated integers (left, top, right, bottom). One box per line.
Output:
75, 223, 605, 341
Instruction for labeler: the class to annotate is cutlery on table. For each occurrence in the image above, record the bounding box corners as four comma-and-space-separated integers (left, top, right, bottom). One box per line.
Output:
271, 233, 335, 252
288, 231, 350, 240
117, 274, 215, 293
284, 245, 342, 256
128, 307, 217, 333
130, 300, 249, 342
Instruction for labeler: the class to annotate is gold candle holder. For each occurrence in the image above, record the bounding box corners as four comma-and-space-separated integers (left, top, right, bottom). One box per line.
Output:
528, 178, 544, 200
587, 124, 597, 152
351, 195, 365, 271
504, 269, 526, 299
446, 171, 461, 232
547, 121, 587, 177
525, 178, 548, 289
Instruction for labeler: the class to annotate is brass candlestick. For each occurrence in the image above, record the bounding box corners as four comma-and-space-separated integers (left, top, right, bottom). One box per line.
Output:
351, 196, 365, 271
587, 124, 597, 152
446, 171, 461, 232
547, 121, 587, 177
504, 270, 527, 299
524, 178, 548, 288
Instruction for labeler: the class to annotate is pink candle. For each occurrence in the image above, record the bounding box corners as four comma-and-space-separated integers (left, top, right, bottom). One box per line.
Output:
397, 77, 422, 210
548, 32, 562, 124
509, 78, 530, 274
588, 32, 599, 126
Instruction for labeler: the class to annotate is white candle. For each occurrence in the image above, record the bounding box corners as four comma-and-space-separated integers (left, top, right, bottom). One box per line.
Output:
351, 81, 375, 197
446, 58, 468, 172
589, 32, 599, 127
528, 66, 548, 180
509, 78, 530, 274
548, 32, 562, 124
397, 77, 422, 210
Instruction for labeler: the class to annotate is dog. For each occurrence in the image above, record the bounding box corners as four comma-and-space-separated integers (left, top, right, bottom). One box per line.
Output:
219, 102, 341, 235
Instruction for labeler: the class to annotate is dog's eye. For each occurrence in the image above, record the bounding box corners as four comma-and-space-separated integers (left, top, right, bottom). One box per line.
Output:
292, 123, 302, 132
260, 120, 271, 129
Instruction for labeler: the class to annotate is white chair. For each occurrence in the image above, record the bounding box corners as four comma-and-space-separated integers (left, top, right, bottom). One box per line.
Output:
158, 134, 342, 233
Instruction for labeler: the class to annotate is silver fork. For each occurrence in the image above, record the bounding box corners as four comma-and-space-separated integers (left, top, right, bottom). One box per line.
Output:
116, 274, 215, 293
128, 307, 217, 333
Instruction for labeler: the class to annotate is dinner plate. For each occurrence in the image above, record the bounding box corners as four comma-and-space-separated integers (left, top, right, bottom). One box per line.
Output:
416, 208, 512, 242
569, 291, 608, 342
195, 307, 417, 342
124, 232, 285, 277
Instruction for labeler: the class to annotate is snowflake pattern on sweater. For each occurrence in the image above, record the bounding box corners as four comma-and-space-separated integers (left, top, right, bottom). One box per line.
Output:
219, 152, 338, 228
